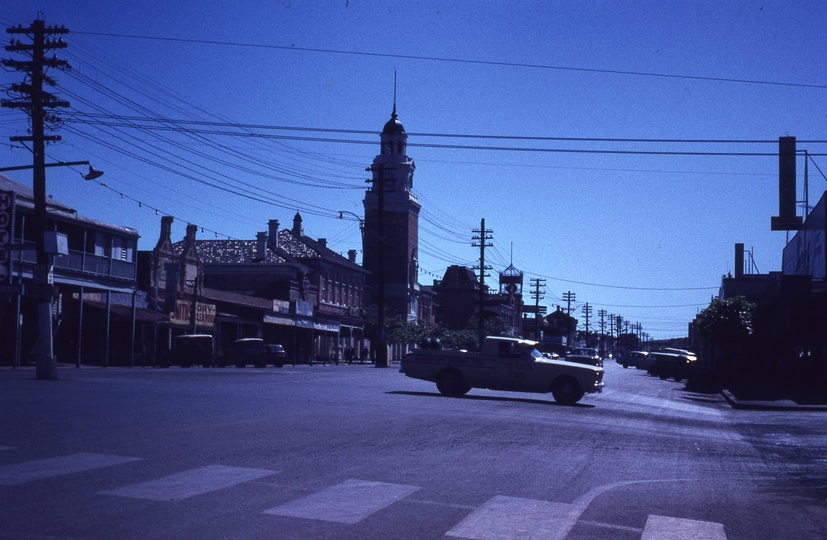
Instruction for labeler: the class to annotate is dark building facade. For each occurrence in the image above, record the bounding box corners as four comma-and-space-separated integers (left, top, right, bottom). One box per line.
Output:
694, 191, 827, 400
1, 174, 143, 367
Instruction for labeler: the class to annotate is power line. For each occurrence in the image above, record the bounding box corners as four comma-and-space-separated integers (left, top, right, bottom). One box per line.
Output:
527, 271, 718, 292
73, 31, 827, 90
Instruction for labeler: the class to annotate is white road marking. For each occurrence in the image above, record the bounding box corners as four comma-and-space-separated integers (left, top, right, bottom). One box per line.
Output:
98, 464, 276, 501
0, 446, 14, 451
446, 495, 578, 540
0, 452, 141, 485
641, 514, 727, 540
264, 479, 420, 524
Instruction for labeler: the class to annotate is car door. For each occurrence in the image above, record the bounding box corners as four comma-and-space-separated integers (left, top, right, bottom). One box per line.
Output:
496, 342, 544, 392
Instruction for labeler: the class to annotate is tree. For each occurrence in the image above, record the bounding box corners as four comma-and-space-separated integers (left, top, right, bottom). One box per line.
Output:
695, 296, 756, 390
428, 315, 514, 352
695, 296, 755, 345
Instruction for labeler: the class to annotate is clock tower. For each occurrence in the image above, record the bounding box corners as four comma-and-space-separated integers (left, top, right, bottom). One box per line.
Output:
363, 106, 421, 321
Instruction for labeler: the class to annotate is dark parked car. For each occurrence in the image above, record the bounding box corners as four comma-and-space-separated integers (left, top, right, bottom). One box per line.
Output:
227, 338, 267, 368
648, 351, 697, 382
265, 343, 287, 367
566, 347, 602, 367
161, 334, 214, 368
616, 350, 649, 369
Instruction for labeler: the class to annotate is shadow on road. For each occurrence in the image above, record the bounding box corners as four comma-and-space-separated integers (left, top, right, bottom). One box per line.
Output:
386, 390, 596, 408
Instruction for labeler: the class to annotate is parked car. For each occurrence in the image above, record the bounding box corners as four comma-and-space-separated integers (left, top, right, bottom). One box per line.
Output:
265, 343, 288, 367
616, 350, 649, 369
647, 350, 697, 382
662, 348, 698, 362
161, 334, 214, 368
566, 347, 603, 367
227, 338, 267, 368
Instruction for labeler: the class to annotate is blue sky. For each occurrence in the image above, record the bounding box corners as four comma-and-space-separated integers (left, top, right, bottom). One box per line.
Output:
1, 1, 825, 339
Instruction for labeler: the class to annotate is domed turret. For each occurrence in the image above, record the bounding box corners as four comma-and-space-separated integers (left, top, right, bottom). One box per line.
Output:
380, 105, 407, 156
382, 107, 405, 135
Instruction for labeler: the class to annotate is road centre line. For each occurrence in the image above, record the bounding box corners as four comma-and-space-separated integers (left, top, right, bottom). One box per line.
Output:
404, 498, 479, 510
98, 464, 277, 501
0, 452, 141, 485
577, 519, 644, 533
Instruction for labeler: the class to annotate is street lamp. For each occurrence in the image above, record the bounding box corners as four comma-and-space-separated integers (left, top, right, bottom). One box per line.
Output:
338, 210, 364, 243
0, 160, 103, 379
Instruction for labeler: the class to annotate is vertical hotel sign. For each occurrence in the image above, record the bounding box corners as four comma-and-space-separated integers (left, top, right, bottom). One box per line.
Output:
0, 191, 15, 288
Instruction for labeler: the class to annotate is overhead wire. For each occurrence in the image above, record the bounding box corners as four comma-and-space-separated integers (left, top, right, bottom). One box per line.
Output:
73, 30, 827, 90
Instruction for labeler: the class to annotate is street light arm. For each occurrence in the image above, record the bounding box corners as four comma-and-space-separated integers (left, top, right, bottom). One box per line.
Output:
338, 210, 364, 230
0, 161, 103, 180
0, 160, 89, 172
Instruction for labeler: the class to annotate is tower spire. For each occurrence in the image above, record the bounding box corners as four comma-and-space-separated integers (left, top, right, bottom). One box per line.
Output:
392, 71, 397, 117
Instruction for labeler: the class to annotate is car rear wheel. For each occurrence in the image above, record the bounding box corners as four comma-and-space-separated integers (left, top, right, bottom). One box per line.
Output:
551, 377, 584, 405
436, 369, 470, 397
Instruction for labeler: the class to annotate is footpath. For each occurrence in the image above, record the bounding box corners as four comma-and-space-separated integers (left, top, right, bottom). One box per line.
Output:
721, 389, 827, 412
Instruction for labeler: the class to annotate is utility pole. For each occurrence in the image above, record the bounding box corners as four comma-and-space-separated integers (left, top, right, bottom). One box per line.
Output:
597, 309, 607, 357
615, 315, 623, 352
582, 302, 593, 347
529, 278, 545, 343
562, 291, 575, 348
608, 312, 615, 357
3, 19, 70, 380
471, 219, 493, 350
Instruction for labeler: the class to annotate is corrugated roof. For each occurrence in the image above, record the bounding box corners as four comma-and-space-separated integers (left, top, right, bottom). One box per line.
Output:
1, 173, 139, 238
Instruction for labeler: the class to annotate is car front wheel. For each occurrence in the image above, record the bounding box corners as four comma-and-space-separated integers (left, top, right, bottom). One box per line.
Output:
551, 377, 584, 405
436, 369, 470, 397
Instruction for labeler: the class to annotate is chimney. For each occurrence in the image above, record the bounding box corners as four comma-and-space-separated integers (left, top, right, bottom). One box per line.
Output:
255, 232, 267, 261
292, 212, 303, 235
318, 238, 327, 248
735, 243, 744, 279
184, 223, 197, 249
268, 219, 279, 250
348, 249, 357, 263
155, 215, 174, 250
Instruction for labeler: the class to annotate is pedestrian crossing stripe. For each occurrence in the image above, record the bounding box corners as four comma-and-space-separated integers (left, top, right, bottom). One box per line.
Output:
264, 479, 420, 524
0, 452, 141, 485
98, 464, 276, 501
446, 495, 577, 540
641, 514, 726, 540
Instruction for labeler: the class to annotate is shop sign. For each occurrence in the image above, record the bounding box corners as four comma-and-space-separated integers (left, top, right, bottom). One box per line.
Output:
295, 300, 313, 317
264, 313, 295, 326
0, 191, 14, 287
313, 321, 340, 332
170, 301, 216, 327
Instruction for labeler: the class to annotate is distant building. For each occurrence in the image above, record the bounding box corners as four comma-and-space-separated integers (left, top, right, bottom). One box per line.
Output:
140, 213, 369, 364
430, 264, 523, 336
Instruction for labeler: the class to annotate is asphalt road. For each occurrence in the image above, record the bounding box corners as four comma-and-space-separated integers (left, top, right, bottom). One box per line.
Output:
1, 360, 825, 539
